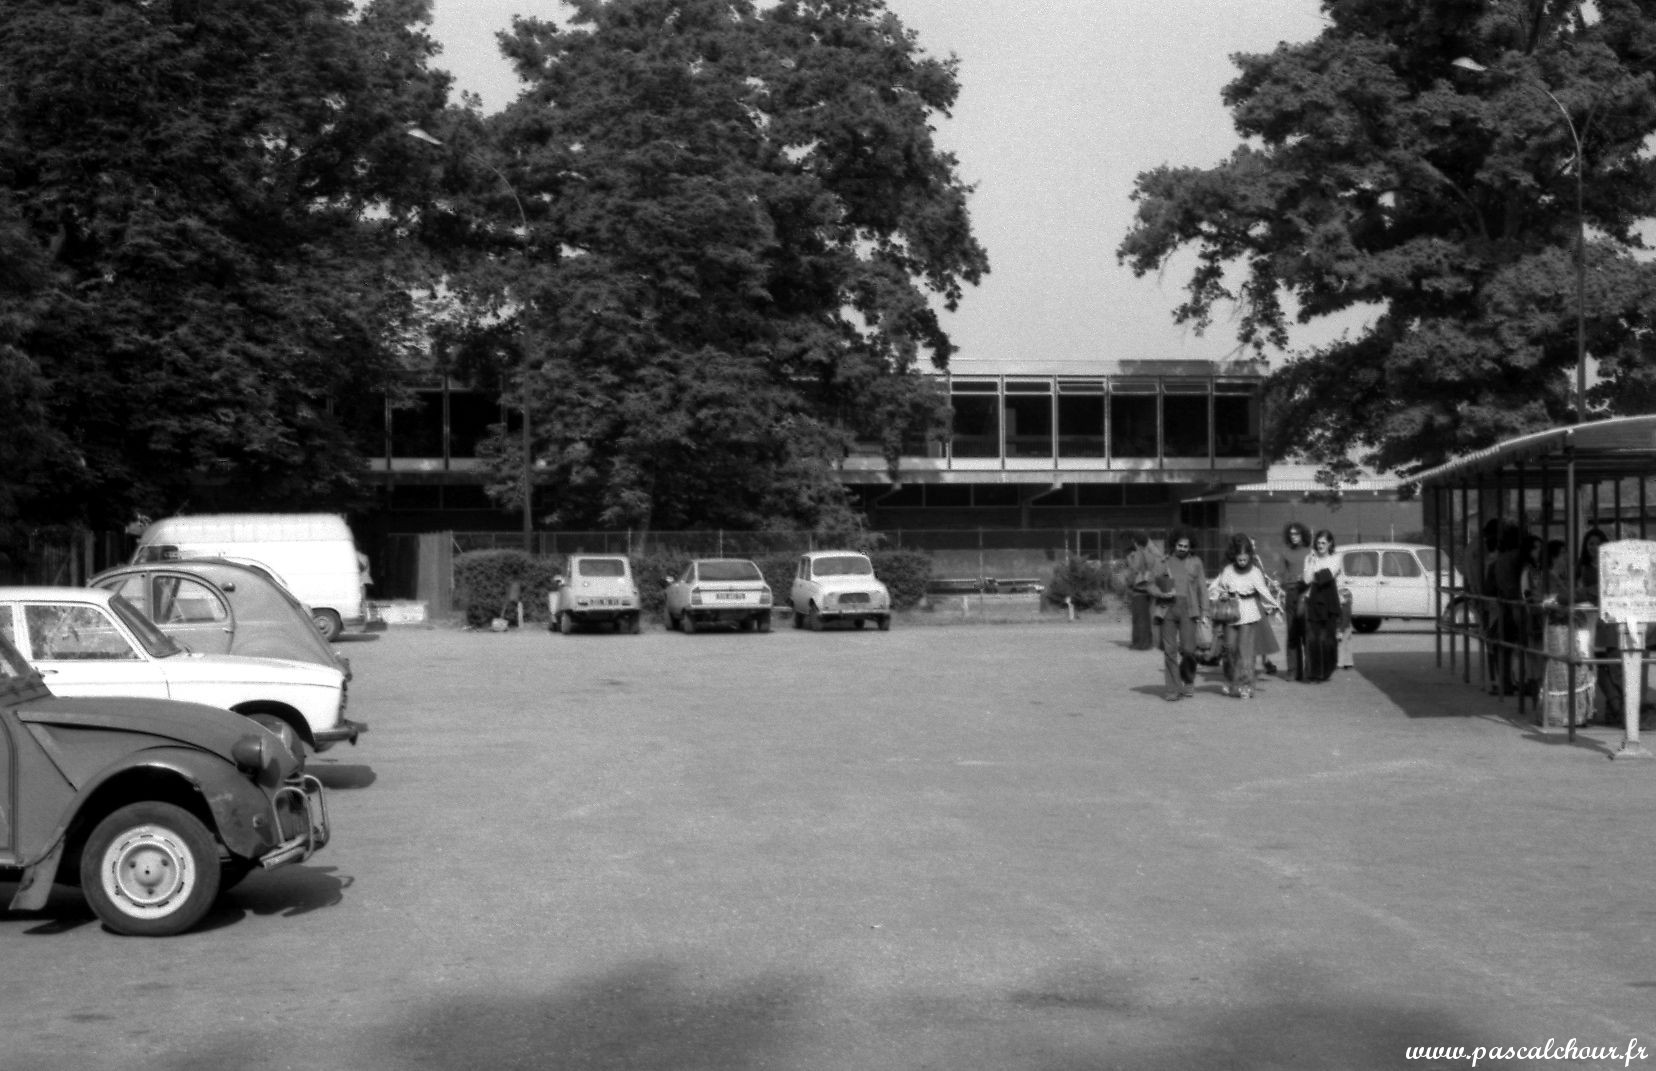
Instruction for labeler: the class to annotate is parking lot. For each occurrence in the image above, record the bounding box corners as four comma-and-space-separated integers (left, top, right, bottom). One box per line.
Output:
5, 617, 1656, 1070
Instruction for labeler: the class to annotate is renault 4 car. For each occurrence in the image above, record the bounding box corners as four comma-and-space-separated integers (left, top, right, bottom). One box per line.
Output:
789, 551, 892, 631
1339, 543, 1466, 633
0, 629, 329, 936
549, 555, 642, 634
663, 559, 773, 633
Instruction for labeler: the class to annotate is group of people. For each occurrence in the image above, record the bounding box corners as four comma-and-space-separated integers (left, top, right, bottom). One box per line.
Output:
1461, 518, 1620, 717
1125, 526, 1354, 702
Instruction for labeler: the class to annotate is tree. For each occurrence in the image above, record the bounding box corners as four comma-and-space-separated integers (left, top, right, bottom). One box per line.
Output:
1117, 0, 1656, 477
444, 0, 987, 533
0, 0, 454, 531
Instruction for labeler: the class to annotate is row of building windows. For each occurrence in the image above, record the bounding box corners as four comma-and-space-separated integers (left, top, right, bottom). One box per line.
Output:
945, 377, 1260, 463
358, 374, 1263, 469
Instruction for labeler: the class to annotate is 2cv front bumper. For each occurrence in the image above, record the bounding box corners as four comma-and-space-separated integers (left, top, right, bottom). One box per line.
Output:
258, 773, 330, 870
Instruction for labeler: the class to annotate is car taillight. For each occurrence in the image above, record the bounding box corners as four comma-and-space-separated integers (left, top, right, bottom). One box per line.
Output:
690, 589, 704, 606
760, 587, 772, 605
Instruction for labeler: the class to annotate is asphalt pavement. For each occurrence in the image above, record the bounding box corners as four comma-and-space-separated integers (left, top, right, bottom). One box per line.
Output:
4, 613, 1655, 1071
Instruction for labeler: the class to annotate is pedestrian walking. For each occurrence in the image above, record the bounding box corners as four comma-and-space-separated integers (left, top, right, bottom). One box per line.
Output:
1302, 529, 1346, 682
1210, 534, 1282, 699
1151, 529, 1209, 702
1275, 522, 1312, 681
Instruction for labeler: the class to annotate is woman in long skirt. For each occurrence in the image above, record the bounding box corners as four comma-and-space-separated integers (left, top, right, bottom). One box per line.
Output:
1302, 530, 1347, 682
1210, 534, 1282, 699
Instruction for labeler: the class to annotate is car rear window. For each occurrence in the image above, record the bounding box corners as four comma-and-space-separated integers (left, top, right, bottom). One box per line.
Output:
814, 555, 873, 577
698, 561, 761, 582
575, 558, 627, 578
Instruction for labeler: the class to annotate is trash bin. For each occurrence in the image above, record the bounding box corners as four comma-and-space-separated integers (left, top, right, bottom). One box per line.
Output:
1542, 603, 1598, 728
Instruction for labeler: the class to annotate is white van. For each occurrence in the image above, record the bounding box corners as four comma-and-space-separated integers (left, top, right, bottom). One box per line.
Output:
133, 513, 366, 640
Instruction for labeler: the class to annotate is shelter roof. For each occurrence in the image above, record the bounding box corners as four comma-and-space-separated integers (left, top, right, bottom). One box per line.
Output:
1412, 415, 1656, 487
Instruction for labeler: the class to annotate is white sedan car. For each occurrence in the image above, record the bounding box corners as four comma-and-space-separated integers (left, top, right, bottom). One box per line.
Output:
0, 587, 362, 756
663, 558, 773, 633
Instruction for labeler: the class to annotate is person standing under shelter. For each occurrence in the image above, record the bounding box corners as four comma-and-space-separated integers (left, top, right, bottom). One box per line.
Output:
1152, 529, 1209, 702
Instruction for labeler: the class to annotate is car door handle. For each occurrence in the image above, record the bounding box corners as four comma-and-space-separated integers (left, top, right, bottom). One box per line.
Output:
38, 668, 56, 675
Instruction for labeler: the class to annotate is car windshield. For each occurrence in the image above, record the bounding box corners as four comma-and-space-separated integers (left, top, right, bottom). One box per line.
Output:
108, 594, 184, 657
576, 558, 627, 578
698, 561, 761, 582
814, 555, 873, 578
1417, 549, 1440, 573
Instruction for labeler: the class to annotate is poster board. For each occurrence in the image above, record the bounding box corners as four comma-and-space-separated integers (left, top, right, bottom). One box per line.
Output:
1597, 540, 1656, 626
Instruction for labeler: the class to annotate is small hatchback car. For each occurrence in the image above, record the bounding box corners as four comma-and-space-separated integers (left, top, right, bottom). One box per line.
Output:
0, 630, 329, 936
1339, 542, 1465, 633
663, 559, 773, 633
790, 551, 892, 631
549, 555, 642, 634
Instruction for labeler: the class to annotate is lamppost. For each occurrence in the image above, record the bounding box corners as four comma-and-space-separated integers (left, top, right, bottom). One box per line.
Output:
1451, 57, 1587, 424
406, 127, 536, 551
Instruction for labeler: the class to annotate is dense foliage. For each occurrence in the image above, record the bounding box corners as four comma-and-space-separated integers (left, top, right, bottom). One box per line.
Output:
424, 0, 987, 534
1118, 0, 1656, 477
0, 0, 452, 532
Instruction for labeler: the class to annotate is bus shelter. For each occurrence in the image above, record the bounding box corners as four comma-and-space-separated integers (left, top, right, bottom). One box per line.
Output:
1414, 415, 1656, 758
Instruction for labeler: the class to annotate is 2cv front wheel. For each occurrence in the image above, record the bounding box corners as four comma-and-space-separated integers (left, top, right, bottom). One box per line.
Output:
80, 802, 222, 937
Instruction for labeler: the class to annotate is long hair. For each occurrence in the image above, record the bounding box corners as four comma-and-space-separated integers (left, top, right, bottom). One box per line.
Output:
1311, 529, 1337, 554
1282, 521, 1310, 548
1580, 527, 1608, 567
1226, 533, 1260, 572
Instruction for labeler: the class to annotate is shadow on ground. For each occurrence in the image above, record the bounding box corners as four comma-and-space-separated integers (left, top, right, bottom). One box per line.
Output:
131, 955, 1511, 1071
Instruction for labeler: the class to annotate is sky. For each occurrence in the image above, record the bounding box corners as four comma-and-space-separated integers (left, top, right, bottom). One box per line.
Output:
426, 0, 1338, 372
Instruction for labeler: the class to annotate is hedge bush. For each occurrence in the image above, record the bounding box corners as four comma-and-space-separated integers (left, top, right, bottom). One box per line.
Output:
453, 550, 564, 627
869, 549, 931, 611
1043, 556, 1113, 612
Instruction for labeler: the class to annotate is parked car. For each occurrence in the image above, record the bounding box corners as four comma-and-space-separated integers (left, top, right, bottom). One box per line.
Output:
0, 588, 363, 757
0, 629, 329, 935
789, 551, 892, 631
1339, 542, 1465, 632
549, 556, 641, 634
663, 559, 773, 633
89, 558, 351, 679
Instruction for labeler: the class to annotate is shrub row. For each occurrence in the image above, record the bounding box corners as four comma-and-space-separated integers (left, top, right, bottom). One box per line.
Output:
454, 547, 936, 627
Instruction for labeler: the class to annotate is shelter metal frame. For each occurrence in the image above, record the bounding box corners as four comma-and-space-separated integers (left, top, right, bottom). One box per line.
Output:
1414, 417, 1656, 745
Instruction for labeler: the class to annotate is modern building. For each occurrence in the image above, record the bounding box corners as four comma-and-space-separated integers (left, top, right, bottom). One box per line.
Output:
359, 358, 1266, 536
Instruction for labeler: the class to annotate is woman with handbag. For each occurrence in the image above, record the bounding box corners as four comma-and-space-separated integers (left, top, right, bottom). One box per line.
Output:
1209, 534, 1282, 699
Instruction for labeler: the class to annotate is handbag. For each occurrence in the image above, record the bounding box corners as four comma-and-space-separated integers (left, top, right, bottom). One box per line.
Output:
1211, 594, 1241, 625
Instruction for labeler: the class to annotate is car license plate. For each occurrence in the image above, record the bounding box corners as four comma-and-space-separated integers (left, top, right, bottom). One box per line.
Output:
715, 593, 747, 601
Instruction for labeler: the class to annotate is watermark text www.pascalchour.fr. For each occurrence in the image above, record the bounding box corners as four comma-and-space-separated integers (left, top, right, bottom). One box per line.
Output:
1407, 1038, 1648, 1067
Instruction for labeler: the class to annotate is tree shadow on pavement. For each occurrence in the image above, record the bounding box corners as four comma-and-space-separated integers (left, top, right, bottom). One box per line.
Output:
322, 956, 1512, 1071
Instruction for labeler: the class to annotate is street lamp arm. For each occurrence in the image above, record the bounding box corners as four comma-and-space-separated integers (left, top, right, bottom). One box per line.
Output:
405, 126, 528, 237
